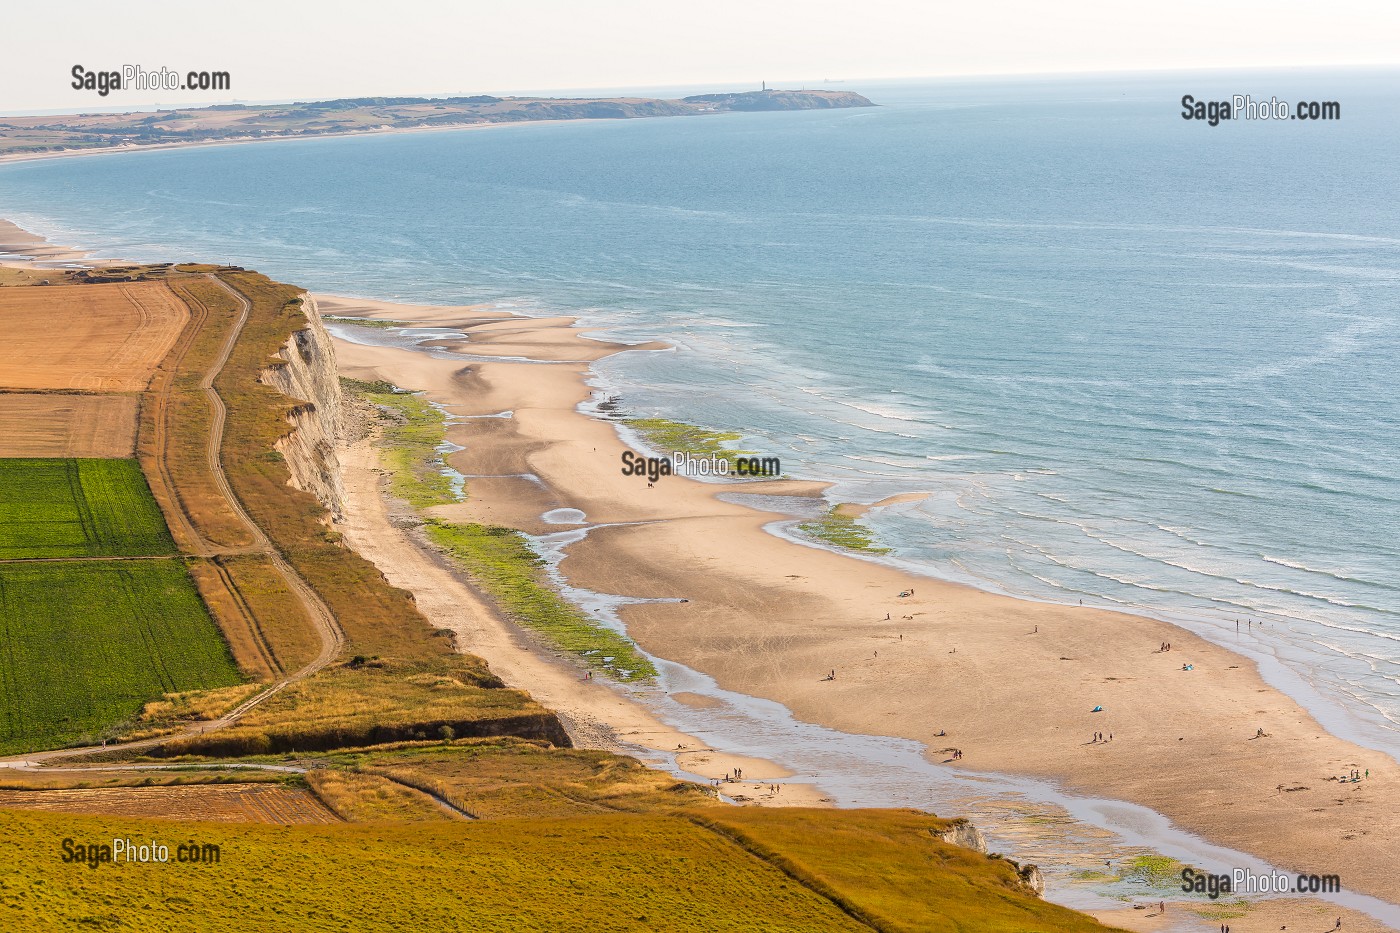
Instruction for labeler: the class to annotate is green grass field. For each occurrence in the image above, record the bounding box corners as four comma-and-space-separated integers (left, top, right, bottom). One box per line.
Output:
0, 560, 243, 754
0, 458, 175, 559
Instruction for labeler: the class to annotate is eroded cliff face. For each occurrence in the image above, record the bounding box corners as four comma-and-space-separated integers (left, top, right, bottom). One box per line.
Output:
939, 817, 989, 853
937, 819, 1045, 896
259, 294, 345, 520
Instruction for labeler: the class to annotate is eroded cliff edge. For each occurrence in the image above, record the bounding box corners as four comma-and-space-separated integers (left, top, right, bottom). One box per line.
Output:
258, 294, 346, 520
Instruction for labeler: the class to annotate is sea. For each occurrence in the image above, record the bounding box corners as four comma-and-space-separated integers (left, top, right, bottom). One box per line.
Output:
3, 69, 1398, 757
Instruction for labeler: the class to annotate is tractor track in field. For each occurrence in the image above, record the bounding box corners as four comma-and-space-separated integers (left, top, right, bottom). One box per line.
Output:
0, 273, 344, 770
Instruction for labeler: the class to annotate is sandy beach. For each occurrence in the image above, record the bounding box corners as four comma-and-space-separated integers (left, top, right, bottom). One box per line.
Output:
0, 218, 93, 265
322, 292, 1400, 919
334, 351, 827, 808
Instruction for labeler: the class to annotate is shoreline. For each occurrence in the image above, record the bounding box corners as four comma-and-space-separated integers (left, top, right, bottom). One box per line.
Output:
755, 507, 1400, 768
321, 292, 1400, 925
334, 423, 830, 809
10, 215, 1400, 924
0, 111, 710, 169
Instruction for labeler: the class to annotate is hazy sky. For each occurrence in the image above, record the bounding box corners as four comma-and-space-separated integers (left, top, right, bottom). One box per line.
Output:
4, 0, 1398, 112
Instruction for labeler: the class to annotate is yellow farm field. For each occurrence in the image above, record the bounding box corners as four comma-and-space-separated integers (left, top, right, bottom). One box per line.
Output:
0, 282, 187, 391
0, 393, 139, 457
0, 783, 339, 825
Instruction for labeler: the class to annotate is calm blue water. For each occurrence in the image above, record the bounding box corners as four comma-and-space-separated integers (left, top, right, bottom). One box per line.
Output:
4, 70, 1399, 742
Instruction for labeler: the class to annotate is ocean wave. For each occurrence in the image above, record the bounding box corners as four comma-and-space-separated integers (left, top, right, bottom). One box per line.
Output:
1261, 554, 1399, 592
842, 453, 930, 468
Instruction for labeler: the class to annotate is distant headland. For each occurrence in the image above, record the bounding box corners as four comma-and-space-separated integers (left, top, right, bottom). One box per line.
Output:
0, 89, 876, 158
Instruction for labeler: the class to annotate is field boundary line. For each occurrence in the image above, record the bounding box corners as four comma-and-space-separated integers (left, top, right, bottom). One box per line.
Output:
684, 814, 890, 933
0, 274, 344, 768
211, 557, 284, 678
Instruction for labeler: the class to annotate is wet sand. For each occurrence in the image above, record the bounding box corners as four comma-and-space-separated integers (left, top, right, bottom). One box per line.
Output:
336, 426, 827, 808
324, 292, 1400, 918
0, 219, 91, 265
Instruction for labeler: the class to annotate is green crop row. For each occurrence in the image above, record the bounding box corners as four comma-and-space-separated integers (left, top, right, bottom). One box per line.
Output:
0, 559, 243, 755
0, 458, 175, 559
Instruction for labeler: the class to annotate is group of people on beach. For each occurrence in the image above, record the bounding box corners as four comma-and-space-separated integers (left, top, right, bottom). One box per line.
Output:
1090, 731, 1113, 743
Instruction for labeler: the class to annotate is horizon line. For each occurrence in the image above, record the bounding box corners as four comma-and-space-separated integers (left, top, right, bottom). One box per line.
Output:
6, 61, 1397, 118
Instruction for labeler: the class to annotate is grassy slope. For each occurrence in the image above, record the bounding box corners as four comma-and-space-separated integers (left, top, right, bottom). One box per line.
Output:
705, 808, 1111, 932
213, 273, 456, 661
0, 808, 867, 933
0, 803, 1123, 933
153, 657, 562, 757
0, 560, 242, 754
0, 458, 174, 559
276, 739, 718, 820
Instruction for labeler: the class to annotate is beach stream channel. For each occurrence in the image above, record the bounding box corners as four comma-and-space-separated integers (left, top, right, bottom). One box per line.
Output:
331, 318, 1400, 929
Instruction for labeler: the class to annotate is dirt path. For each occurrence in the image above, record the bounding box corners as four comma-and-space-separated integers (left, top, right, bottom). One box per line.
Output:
0, 276, 345, 769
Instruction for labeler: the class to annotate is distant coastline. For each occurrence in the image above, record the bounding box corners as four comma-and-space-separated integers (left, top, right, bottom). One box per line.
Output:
0, 89, 874, 161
